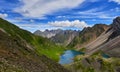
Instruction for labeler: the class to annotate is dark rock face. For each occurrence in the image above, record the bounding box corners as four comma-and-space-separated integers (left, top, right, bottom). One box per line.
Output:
107, 17, 120, 40
112, 17, 120, 31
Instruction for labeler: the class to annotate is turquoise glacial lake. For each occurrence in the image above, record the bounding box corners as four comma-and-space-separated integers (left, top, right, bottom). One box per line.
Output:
59, 50, 84, 64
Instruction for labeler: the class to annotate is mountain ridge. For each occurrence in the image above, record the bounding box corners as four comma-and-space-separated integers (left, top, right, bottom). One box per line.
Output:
34, 29, 63, 38
34, 29, 79, 46
68, 24, 110, 49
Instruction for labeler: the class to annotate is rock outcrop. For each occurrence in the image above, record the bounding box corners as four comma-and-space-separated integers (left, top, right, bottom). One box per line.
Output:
86, 17, 120, 57
112, 17, 120, 31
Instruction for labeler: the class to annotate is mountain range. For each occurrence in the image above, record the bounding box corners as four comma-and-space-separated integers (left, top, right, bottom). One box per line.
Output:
34, 29, 63, 38
34, 29, 79, 46
0, 16, 120, 72
34, 24, 110, 48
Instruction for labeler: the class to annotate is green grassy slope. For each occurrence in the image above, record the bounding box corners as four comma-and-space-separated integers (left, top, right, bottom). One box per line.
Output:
67, 52, 120, 72
0, 18, 70, 72
0, 28, 69, 72
0, 18, 66, 61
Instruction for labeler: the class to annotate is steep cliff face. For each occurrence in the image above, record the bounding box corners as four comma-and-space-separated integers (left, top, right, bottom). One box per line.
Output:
0, 18, 69, 72
86, 17, 120, 57
107, 17, 120, 40
112, 17, 120, 31
68, 24, 109, 49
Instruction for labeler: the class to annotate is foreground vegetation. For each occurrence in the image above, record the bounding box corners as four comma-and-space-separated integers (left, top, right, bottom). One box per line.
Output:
64, 49, 120, 72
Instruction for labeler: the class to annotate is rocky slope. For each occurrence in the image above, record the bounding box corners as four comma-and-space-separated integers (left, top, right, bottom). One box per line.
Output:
66, 17, 120, 72
85, 17, 120, 57
0, 18, 69, 72
68, 24, 110, 49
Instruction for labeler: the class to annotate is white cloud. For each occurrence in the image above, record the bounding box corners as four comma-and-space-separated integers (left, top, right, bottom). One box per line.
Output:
15, 20, 90, 32
14, 0, 85, 18
88, 0, 101, 2
78, 7, 103, 14
56, 16, 66, 18
109, 0, 120, 4
114, 7, 120, 12
0, 13, 8, 18
110, 7, 120, 12
30, 19, 34, 23
77, 7, 116, 19
49, 20, 90, 28
98, 14, 116, 19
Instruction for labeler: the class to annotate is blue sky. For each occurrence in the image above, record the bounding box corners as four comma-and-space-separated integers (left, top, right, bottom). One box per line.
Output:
0, 0, 120, 32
